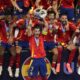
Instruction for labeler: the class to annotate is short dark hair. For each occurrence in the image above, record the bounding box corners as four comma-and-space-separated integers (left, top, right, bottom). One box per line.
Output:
60, 13, 67, 18
33, 23, 42, 31
47, 9, 56, 16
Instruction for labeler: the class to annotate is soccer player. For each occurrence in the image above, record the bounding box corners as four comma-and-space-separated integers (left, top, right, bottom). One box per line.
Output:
44, 10, 63, 74
74, 21, 80, 75
27, 19, 48, 80
10, 16, 29, 77
0, 15, 16, 77
57, 14, 78, 73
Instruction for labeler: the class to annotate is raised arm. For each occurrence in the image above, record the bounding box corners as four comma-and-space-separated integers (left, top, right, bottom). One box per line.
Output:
10, 0, 23, 12
26, 19, 33, 37
35, 0, 41, 7
42, 19, 48, 35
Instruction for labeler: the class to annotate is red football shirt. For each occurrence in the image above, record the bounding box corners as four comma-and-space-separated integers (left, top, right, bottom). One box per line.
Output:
44, 19, 59, 42
0, 20, 8, 43
57, 22, 76, 43
60, 0, 74, 8
41, 0, 50, 9
2, 0, 12, 7
29, 35, 46, 58
14, 19, 28, 41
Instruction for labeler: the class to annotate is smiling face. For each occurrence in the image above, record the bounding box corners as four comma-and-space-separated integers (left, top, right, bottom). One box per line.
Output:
60, 15, 68, 26
61, 15, 68, 22
48, 13, 55, 20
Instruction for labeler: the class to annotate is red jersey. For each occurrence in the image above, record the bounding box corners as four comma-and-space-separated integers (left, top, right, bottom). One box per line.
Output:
44, 30, 55, 42
44, 19, 59, 42
57, 22, 76, 43
76, 22, 80, 37
14, 19, 28, 41
29, 35, 46, 58
23, 0, 31, 7
32, 19, 39, 27
37, 0, 49, 9
60, 0, 74, 8
0, 20, 8, 43
0, 0, 12, 8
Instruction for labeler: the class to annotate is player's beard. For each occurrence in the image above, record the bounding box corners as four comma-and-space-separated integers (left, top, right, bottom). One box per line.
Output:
34, 34, 40, 38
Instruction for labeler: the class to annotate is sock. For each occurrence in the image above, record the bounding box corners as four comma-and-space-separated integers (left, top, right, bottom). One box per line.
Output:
52, 62, 56, 68
52, 53, 58, 67
78, 58, 80, 66
57, 48, 63, 63
0, 55, 3, 66
37, 76, 42, 80
16, 54, 20, 68
9, 55, 15, 67
31, 77, 37, 80
25, 76, 31, 80
68, 49, 76, 64
41, 76, 47, 80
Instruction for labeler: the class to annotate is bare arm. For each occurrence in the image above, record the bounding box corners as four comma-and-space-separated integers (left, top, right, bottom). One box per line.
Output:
26, 19, 32, 37
42, 19, 48, 35
10, 0, 23, 12
35, 0, 43, 8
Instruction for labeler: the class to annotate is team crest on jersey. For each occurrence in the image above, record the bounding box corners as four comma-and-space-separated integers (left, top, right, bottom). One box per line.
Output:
21, 57, 51, 80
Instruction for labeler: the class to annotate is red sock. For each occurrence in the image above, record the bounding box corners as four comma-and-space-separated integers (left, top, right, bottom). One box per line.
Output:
16, 54, 20, 68
68, 49, 76, 64
9, 55, 15, 67
78, 59, 80, 66
25, 76, 31, 80
31, 77, 37, 80
52, 62, 56, 68
57, 48, 63, 63
41, 76, 47, 80
37, 76, 42, 80
0, 55, 3, 66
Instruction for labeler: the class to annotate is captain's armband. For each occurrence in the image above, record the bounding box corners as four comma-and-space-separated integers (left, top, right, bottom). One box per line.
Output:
42, 31, 47, 35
